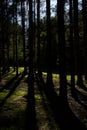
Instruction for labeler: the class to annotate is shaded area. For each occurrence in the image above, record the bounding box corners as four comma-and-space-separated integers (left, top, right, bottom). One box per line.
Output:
72, 86, 87, 110
67, 82, 87, 110
0, 72, 27, 129
0, 75, 17, 92
36, 78, 87, 130
35, 81, 60, 129
0, 73, 87, 129
25, 81, 38, 130
0, 72, 25, 109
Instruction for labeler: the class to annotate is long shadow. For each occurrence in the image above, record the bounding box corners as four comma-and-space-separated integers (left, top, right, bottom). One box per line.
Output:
67, 82, 87, 110
0, 76, 17, 92
0, 72, 25, 109
25, 81, 38, 130
37, 79, 87, 130
76, 98, 87, 110
72, 88, 87, 110
77, 82, 87, 91
1, 70, 14, 79
67, 82, 87, 97
37, 81, 60, 129
75, 87, 87, 100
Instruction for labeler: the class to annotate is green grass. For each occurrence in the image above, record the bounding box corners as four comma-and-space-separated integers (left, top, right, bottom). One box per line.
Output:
0, 90, 9, 99
0, 68, 86, 130
10, 90, 27, 100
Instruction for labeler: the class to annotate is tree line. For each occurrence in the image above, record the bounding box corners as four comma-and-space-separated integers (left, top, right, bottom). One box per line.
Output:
0, 0, 87, 103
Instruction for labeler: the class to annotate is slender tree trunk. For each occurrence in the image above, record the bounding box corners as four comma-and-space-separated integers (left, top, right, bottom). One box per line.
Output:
46, 0, 53, 86
0, 1, 2, 80
15, 0, 18, 76
73, 0, 83, 86
57, 0, 67, 104
83, 0, 87, 80
1, 2, 6, 74
33, 0, 36, 74
12, 0, 16, 72
69, 0, 75, 96
37, 0, 42, 79
6, 0, 10, 72
21, 0, 27, 73
28, 0, 34, 83
25, 1, 36, 129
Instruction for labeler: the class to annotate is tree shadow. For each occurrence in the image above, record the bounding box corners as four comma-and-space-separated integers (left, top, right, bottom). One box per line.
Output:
37, 78, 87, 130
0, 76, 17, 92
72, 87, 87, 110
75, 86, 87, 100
25, 81, 38, 130
0, 72, 25, 109
0, 109, 25, 129
67, 82, 87, 110
37, 80, 60, 129
77, 82, 87, 91
1, 70, 14, 79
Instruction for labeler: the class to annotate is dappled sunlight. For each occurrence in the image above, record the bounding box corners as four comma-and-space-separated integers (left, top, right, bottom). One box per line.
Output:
0, 0, 87, 129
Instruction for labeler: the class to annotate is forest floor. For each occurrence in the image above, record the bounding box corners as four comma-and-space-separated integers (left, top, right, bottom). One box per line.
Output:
0, 71, 87, 130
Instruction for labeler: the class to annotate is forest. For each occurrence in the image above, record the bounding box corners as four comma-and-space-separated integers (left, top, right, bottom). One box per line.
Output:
0, 0, 87, 130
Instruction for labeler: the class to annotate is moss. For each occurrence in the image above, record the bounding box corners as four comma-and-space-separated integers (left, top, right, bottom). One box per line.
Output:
0, 90, 9, 99
10, 91, 27, 99
35, 94, 41, 100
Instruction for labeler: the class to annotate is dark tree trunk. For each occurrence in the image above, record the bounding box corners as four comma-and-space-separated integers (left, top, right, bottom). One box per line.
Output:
46, 0, 53, 86
28, 0, 34, 83
12, 0, 16, 72
6, 0, 10, 72
25, 1, 36, 129
57, 0, 67, 104
15, 0, 18, 76
37, 0, 42, 79
21, 0, 27, 73
69, 0, 75, 96
73, 0, 83, 86
0, 1, 2, 80
83, 0, 87, 80
1, 2, 6, 74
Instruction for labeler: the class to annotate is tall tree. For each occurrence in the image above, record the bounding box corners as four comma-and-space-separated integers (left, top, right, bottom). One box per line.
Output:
57, 0, 67, 103
21, 0, 27, 73
46, 0, 53, 86
0, 1, 2, 80
83, 0, 87, 80
1, 1, 6, 74
37, 0, 42, 79
69, 0, 75, 96
5, 0, 10, 72
28, 0, 34, 83
12, 0, 16, 72
26, 1, 35, 129
73, 0, 83, 86
15, 0, 18, 76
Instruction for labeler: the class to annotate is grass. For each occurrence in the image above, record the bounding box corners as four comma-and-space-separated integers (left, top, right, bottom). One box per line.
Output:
0, 68, 60, 130
0, 90, 9, 99
10, 91, 27, 100
0, 67, 87, 130
1, 67, 81, 83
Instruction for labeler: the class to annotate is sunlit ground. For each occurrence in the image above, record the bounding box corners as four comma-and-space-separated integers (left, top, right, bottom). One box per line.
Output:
0, 67, 87, 130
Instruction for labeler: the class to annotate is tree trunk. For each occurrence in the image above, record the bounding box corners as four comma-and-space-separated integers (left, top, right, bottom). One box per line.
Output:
73, 0, 83, 86
37, 0, 42, 79
46, 0, 53, 86
21, 0, 27, 73
69, 0, 75, 96
83, 0, 87, 80
15, 0, 18, 76
28, 0, 34, 83
57, 0, 67, 104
